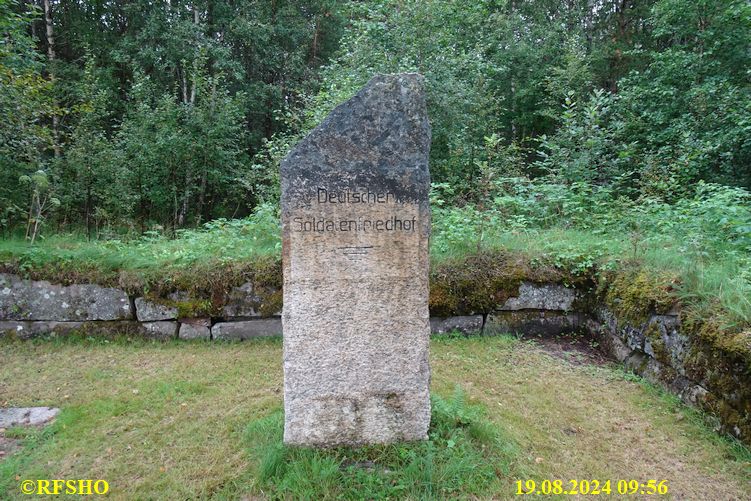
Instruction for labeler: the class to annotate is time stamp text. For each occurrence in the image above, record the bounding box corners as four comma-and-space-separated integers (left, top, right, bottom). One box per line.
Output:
516, 479, 669, 496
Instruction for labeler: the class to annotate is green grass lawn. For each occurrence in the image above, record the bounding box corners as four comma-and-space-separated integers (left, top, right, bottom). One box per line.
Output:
1, 335, 748, 499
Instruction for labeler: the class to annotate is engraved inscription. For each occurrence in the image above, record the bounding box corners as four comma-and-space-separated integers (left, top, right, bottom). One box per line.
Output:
292, 215, 417, 233
292, 187, 416, 233
317, 187, 405, 205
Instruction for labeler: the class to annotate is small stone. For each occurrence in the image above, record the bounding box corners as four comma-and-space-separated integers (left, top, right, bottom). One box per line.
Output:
0, 407, 60, 427
179, 322, 211, 340
212, 319, 281, 341
430, 316, 483, 335
142, 321, 178, 340
484, 311, 581, 337
135, 298, 177, 321
499, 282, 577, 311
222, 282, 259, 317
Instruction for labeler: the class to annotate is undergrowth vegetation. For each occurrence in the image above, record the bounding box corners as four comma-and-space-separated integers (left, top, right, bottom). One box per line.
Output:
431, 180, 751, 327
2, 179, 749, 330
0, 203, 281, 287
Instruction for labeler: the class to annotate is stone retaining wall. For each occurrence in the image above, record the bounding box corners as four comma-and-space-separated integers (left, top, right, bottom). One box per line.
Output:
0, 273, 747, 444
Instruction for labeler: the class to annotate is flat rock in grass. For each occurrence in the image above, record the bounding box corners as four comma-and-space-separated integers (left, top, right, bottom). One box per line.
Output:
0, 407, 59, 428
211, 319, 281, 340
135, 297, 177, 321
0, 273, 131, 321
281, 73, 432, 446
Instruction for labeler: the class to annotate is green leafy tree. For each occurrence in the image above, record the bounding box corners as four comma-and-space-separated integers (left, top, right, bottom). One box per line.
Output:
0, 0, 56, 238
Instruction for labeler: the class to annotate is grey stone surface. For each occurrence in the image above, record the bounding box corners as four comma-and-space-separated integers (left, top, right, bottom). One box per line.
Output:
649, 314, 689, 375
601, 331, 632, 362
0, 407, 59, 427
222, 282, 259, 317
484, 311, 582, 337
142, 321, 178, 340
0, 321, 83, 339
594, 306, 618, 334
499, 282, 577, 311
681, 384, 709, 406
430, 316, 483, 335
180, 317, 211, 327
135, 297, 177, 321
281, 73, 432, 446
0, 273, 131, 321
623, 324, 646, 351
211, 319, 282, 340
179, 322, 211, 340
0, 319, 183, 340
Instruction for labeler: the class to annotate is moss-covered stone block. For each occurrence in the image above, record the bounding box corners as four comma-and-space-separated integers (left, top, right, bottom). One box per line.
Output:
602, 267, 679, 325
428, 250, 529, 316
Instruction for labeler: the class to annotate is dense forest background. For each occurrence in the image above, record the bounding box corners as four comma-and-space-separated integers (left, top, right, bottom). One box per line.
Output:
1, 0, 750, 240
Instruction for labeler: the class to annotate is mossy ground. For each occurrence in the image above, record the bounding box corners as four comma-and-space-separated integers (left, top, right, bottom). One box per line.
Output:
1, 335, 749, 500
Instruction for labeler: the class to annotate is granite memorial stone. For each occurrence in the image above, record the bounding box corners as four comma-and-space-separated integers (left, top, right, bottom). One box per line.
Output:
281, 73, 431, 446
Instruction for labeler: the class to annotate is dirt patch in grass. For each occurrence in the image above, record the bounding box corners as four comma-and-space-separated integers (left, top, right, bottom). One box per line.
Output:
0, 437, 21, 459
0, 336, 748, 500
527, 333, 612, 367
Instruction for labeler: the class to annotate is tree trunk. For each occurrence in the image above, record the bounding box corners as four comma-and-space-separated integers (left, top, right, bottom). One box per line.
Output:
189, 5, 199, 105
195, 168, 208, 227
29, 192, 43, 245
85, 166, 92, 241
25, 192, 36, 241
43, 0, 61, 158
179, 65, 189, 103
28, 0, 37, 39
311, 16, 320, 63
178, 171, 191, 228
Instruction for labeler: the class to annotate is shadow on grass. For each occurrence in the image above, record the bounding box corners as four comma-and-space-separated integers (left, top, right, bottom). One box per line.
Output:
244, 387, 527, 500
